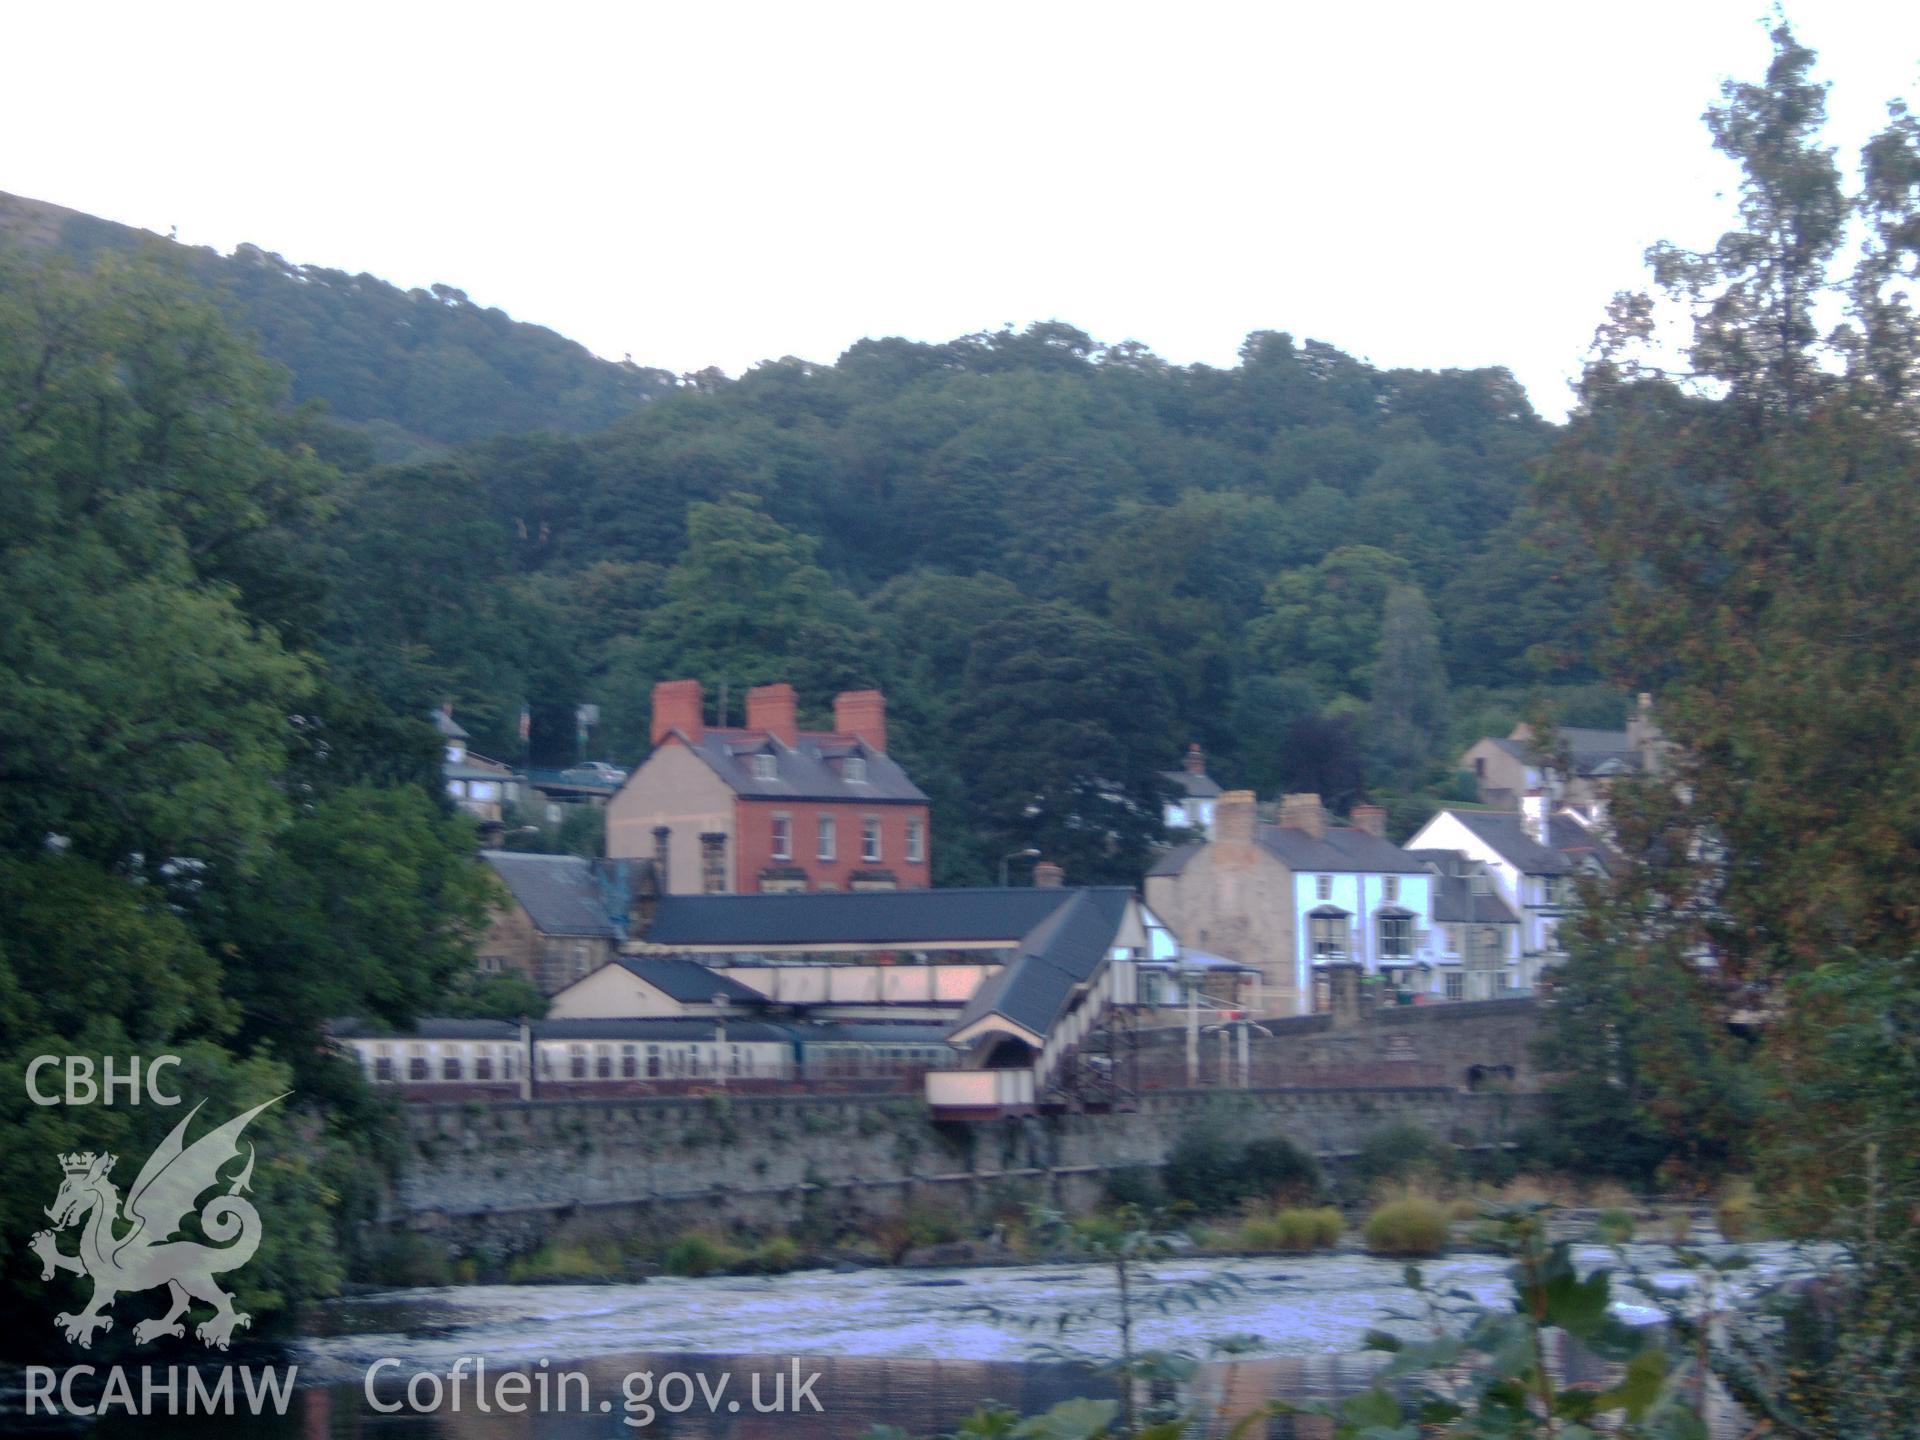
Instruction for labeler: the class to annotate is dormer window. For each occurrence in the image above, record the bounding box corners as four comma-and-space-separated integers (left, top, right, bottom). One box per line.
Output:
752, 753, 777, 781
1470, 873, 1490, 895
844, 755, 868, 783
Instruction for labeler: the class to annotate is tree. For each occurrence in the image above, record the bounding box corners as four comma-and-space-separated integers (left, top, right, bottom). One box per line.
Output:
950, 603, 1176, 884
1367, 584, 1449, 790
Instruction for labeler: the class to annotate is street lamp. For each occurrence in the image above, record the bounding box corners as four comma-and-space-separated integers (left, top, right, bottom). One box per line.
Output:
713, 994, 729, 1091
999, 847, 1042, 887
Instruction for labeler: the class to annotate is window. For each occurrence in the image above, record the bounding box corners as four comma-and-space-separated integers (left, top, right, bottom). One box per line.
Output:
475, 1048, 494, 1081
771, 814, 792, 860
646, 1044, 661, 1078
569, 1043, 588, 1080
594, 1044, 613, 1079
753, 753, 777, 781
1444, 926, 1458, 954
1384, 876, 1399, 902
1470, 872, 1490, 895
408, 1045, 428, 1082
442, 1054, 463, 1081
844, 755, 867, 783
373, 1046, 394, 1083
1379, 914, 1413, 962
1310, 914, 1347, 961
817, 815, 836, 861
501, 1051, 516, 1081
905, 818, 924, 864
621, 1044, 638, 1079
1445, 972, 1465, 1001
862, 816, 882, 863
1316, 875, 1333, 901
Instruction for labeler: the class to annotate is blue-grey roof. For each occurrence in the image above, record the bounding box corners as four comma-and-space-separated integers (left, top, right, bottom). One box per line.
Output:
1161, 770, 1224, 799
950, 889, 1133, 1039
1407, 850, 1523, 924
330, 1017, 521, 1041
1439, 811, 1572, 875
670, 727, 928, 804
644, 886, 1111, 949
482, 851, 652, 938
613, 956, 765, 1005
533, 1016, 796, 1043
1146, 827, 1427, 878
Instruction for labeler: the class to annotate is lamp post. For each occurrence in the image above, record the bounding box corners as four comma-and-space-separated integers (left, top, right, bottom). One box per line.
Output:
713, 995, 729, 1091
999, 847, 1042, 887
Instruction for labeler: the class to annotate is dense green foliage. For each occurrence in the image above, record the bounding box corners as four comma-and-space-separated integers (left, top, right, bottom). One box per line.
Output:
1534, 25, 1920, 1430
0, 250, 493, 1349
0, 191, 672, 451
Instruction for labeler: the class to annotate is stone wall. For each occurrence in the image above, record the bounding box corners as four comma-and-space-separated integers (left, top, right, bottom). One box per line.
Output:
392, 1083, 1532, 1250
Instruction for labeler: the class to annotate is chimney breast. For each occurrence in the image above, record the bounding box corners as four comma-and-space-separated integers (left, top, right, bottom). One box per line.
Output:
1351, 803, 1387, 839
1032, 859, 1065, 888
745, 682, 799, 745
834, 690, 888, 753
1214, 790, 1258, 846
1278, 793, 1327, 840
651, 679, 705, 748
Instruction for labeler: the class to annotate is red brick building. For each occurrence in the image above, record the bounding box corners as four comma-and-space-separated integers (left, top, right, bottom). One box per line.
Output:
606, 679, 932, 894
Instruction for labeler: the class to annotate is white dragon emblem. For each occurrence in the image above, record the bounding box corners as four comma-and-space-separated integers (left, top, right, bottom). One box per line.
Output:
27, 1095, 286, 1350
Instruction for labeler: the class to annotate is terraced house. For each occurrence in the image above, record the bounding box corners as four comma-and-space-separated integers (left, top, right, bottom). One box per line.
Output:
606, 679, 931, 894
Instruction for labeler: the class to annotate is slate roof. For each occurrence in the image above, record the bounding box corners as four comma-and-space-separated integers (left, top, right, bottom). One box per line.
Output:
1406, 851, 1523, 924
431, 710, 470, 741
1146, 827, 1427, 877
331, 1017, 522, 1041
1160, 769, 1224, 799
1548, 812, 1619, 877
1437, 810, 1572, 875
668, 727, 928, 804
612, 956, 766, 1005
533, 1017, 795, 1043
643, 886, 1108, 949
950, 888, 1133, 1040
482, 851, 652, 938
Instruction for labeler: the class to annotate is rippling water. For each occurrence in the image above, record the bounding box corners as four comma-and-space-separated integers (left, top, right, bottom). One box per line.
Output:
2, 1242, 1824, 1438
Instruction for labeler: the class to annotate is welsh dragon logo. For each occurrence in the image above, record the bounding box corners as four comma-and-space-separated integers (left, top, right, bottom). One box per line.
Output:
28, 1095, 286, 1350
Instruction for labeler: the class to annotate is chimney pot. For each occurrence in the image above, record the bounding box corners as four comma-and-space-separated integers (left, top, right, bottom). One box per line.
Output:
833, 690, 888, 753
651, 679, 704, 748
745, 682, 799, 745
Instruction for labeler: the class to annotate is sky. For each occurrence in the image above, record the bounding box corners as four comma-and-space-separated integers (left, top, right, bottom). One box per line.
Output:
6, 2, 1919, 419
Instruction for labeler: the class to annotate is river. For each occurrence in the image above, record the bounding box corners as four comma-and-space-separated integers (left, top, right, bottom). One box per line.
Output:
4, 1241, 1824, 1438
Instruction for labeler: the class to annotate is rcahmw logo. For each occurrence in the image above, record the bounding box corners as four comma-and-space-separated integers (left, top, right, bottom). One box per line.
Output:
26, 1071, 286, 1351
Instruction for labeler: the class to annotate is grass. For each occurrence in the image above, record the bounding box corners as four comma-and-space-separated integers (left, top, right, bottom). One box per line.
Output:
506, 1238, 622, 1282
1363, 1195, 1451, 1256
1716, 1181, 1762, 1241
663, 1232, 748, 1277
1239, 1207, 1344, 1252
1596, 1207, 1636, 1245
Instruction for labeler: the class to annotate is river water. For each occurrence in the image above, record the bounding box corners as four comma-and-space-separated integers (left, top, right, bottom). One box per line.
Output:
5, 1241, 1823, 1438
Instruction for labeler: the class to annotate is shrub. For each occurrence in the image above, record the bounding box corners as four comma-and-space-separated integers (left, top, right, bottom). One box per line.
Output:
1716, 1181, 1761, 1241
1103, 1166, 1164, 1210
742, 1235, 801, 1274
664, 1232, 746, 1277
1363, 1196, 1450, 1255
506, 1240, 616, 1282
1162, 1120, 1245, 1213
1596, 1207, 1636, 1245
1240, 1136, 1323, 1205
1241, 1207, 1343, 1252
1352, 1121, 1457, 1194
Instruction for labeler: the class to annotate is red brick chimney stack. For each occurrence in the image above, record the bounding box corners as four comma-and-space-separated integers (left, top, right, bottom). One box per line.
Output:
1185, 742, 1206, 775
745, 682, 799, 746
1032, 859, 1065, 888
834, 690, 888, 753
651, 679, 705, 748
1351, 803, 1387, 839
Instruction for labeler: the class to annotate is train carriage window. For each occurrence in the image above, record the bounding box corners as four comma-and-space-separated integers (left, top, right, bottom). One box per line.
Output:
569, 1043, 588, 1080
621, 1044, 638, 1079
594, 1043, 613, 1079
374, 1044, 394, 1082
409, 1044, 428, 1081
475, 1047, 494, 1081
646, 1044, 662, 1078
442, 1052, 463, 1081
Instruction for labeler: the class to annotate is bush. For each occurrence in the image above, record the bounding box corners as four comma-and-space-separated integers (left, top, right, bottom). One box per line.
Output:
741, 1235, 801, 1274
506, 1240, 617, 1282
1716, 1181, 1761, 1241
1241, 1136, 1323, 1205
1363, 1196, 1450, 1255
664, 1232, 746, 1277
1103, 1166, 1163, 1210
1352, 1121, 1455, 1193
1596, 1207, 1636, 1245
1241, 1207, 1343, 1252
1162, 1120, 1246, 1213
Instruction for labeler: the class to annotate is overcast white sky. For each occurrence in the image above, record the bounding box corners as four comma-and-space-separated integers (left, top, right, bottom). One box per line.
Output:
6, 2, 1918, 418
